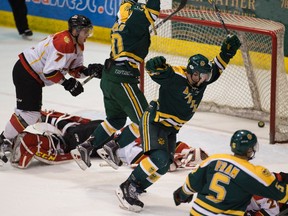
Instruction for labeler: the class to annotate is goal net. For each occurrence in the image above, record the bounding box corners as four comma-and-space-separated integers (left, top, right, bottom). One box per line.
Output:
140, 9, 288, 144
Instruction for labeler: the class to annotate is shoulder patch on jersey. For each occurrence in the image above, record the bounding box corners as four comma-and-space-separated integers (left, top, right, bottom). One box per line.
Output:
53, 30, 75, 54
172, 66, 187, 78
261, 167, 272, 177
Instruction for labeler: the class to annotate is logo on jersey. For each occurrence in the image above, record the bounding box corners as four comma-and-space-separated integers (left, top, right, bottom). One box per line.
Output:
64, 36, 70, 43
158, 138, 165, 145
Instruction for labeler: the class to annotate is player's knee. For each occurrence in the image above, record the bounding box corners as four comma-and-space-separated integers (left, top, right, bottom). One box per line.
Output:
15, 109, 41, 125
149, 149, 170, 170
5, 109, 41, 139
106, 117, 126, 130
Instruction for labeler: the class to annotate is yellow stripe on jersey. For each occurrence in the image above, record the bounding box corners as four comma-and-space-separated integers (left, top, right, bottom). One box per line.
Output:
278, 184, 288, 203
193, 198, 245, 215
146, 8, 160, 18
30, 50, 46, 66
215, 54, 227, 70
101, 120, 117, 136
172, 66, 187, 78
201, 154, 275, 186
128, 123, 140, 138
139, 157, 158, 176
122, 83, 144, 121
155, 111, 187, 129
142, 111, 150, 151
147, 171, 162, 184
113, 51, 143, 64
184, 177, 196, 195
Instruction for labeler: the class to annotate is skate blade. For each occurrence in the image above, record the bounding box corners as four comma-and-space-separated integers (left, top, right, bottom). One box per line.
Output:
115, 188, 142, 213
70, 149, 88, 171
97, 148, 119, 170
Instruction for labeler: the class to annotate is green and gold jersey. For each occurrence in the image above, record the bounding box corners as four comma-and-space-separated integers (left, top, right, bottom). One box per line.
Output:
147, 63, 221, 132
182, 154, 288, 215
110, 0, 160, 66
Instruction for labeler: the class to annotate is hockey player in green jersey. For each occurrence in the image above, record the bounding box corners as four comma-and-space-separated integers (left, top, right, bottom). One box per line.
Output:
173, 129, 288, 216
111, 34, 242, 212
71, 0, 161, 170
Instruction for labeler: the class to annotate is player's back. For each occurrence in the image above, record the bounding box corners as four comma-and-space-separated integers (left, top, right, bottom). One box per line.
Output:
190, 154, 280, 215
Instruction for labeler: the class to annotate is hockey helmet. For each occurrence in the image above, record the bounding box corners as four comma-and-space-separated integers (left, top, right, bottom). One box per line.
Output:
230, 129, 258, 160
68, 14, 93, 37
187, 54, 212, 75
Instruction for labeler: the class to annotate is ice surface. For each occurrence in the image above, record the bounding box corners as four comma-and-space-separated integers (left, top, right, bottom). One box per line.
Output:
0, 26, 288, 216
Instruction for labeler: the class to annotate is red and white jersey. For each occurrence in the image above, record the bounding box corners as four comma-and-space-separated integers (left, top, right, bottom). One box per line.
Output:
246, 195, 280, 215
20, 30, 85, 86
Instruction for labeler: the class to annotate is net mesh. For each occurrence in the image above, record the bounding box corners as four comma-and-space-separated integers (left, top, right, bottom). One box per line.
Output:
142, 9, 288, 143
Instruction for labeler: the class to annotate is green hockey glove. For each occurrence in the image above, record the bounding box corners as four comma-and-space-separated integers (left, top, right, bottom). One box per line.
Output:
146, 56, 167, 72
173, 186, 193, 206
220, 34, 241, 62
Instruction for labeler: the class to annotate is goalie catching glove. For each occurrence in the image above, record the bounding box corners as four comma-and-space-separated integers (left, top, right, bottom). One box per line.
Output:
169, 141, 209, 172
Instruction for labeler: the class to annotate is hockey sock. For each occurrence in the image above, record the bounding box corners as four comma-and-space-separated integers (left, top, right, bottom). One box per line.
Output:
128, 150, 170, 190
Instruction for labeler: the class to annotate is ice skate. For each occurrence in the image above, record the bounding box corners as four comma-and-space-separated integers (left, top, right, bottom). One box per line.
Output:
97, 140, 122, 170
71, 139, 93, 170
0, 132, 12, 166
116, 179, 144, 212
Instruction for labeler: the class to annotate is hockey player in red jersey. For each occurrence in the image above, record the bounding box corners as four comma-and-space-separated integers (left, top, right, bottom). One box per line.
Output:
6, 110, 208, 169
10, 111, 104, 168
0, 14, 103, 165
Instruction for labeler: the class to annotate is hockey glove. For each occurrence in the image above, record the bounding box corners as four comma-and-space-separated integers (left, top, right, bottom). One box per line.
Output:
146, 56, 167, 72
62, 78, 84, 97
220, 34, 241, 62
82, 63, 103, 79
173, 186, 193, 206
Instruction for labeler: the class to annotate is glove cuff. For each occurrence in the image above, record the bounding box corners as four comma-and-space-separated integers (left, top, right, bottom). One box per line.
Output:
220, 52, 231, 64
61, 79, 69, 87
214, 52, 230, 71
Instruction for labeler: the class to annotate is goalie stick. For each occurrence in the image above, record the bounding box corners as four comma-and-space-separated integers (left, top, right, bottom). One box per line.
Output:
150, 0, 188, 34
208, 0, 230, 35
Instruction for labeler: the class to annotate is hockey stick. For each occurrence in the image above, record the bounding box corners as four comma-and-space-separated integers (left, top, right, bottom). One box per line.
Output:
208, 0, 230, 35
81, 74, 95, 86
150, 0, 188, 34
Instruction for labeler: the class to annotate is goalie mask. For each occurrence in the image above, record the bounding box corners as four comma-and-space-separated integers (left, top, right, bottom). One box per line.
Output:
187, 54, 212, 87
230, 129, 258, 160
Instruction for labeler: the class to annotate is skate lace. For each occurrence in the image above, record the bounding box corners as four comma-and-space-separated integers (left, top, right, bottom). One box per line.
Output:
128, 184, 140, 200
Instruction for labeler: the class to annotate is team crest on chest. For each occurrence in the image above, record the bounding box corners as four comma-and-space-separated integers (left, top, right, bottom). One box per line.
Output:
158, 138, 165, 145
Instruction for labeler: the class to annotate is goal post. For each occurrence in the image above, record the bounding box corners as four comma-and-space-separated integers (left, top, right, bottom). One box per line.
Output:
140, 9, 288, 144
